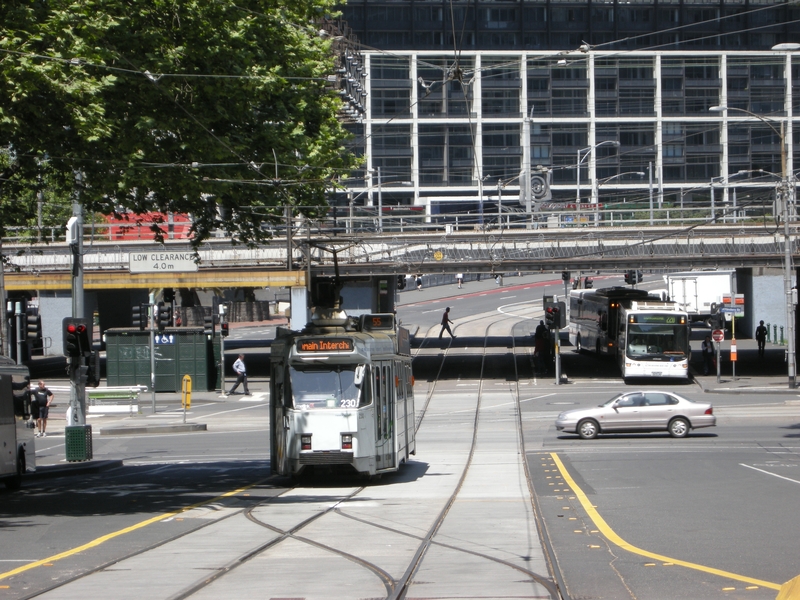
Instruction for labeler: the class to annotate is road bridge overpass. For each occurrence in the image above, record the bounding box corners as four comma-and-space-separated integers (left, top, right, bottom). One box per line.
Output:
3, 224, 797, 290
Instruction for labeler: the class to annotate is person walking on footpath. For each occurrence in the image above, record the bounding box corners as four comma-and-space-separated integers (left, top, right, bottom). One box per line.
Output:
755, 320, 768, 358
701, 335, 715, 375
439, 307, 455, 339
416, 275, 423, 291
456, 273, 463, 289
228, 354, 250, 395
32, 380, 54, 437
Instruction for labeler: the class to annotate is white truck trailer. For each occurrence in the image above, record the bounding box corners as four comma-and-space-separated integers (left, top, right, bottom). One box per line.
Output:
663, 270, 736, 326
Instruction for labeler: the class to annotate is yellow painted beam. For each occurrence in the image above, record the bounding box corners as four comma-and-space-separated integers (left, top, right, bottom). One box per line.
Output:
3, 270, 306, 291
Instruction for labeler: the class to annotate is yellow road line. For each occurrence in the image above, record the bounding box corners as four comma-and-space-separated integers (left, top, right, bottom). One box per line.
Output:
0, 478, 269, 582
549, 452, 782, 591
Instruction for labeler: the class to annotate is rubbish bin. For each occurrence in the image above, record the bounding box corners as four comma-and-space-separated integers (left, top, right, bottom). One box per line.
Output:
65, 425, 93, 462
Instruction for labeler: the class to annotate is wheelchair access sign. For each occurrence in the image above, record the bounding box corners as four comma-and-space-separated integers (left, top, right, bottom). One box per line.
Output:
154, 333, 175, 345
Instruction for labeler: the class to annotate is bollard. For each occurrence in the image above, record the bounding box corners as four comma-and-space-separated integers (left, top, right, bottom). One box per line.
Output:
766, 323, 771, 342
780, 326, 785, 345
774, 324, 778, 343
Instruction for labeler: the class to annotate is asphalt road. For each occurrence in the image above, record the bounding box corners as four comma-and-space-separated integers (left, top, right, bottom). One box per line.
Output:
523, 381, 800, 599
3, 276, 798, 599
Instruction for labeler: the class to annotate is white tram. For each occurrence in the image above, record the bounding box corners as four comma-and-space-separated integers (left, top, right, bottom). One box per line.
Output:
269, 309, 416, 478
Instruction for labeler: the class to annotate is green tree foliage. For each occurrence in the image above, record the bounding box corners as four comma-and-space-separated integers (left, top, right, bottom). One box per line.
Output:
0, 0, 358, 247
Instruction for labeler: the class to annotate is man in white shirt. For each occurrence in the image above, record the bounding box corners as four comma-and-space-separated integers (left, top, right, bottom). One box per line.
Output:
228, 354, 250, 395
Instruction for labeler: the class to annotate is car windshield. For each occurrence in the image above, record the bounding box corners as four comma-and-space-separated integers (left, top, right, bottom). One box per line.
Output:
289, 365, 368, 409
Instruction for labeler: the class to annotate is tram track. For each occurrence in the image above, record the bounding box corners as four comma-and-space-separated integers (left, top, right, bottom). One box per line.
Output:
19, 311, 564, 600
389, 313, 560, 599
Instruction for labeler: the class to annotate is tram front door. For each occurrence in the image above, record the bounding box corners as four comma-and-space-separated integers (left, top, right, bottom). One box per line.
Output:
374, 361, 395, 470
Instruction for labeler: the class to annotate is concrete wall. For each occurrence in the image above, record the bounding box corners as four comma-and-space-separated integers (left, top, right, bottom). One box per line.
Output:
739, 268, 793, 340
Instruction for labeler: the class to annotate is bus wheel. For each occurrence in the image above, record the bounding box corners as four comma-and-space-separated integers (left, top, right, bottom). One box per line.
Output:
5, 449, 24, 491
575, 335, 582, 352
578, 419, 599, 440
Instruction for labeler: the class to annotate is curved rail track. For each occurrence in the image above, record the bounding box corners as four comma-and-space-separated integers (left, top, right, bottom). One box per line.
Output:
18, 307, 567, 600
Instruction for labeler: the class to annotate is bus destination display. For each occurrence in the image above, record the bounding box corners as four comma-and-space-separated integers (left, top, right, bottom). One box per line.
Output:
630, 314, 684, 324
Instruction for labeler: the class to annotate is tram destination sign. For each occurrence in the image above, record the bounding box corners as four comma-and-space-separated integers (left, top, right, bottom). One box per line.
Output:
296, 338, 354, 353
129, 251, 198, 274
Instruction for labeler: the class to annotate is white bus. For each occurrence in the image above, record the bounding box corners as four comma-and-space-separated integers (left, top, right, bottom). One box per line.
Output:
617, 300, 690, 380
0, 358, 36, 490
569, 287, 652, 356
569, 287, 690, 380
269, 311, 415, 478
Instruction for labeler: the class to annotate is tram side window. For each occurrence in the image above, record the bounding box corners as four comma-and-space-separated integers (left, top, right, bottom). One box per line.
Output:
289, 366, 365, 409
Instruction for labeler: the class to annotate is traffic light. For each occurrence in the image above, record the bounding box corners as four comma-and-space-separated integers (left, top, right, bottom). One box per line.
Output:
163, 288, 175, 303
636, 270, 643, 283
561, 271, 571, 282
132, 304, 148, 330
26, 309, 40, 341
544, 302, 557, 329
584, 277, 594, 289
85, 354, 100, 387
220, 321, 229, 337
204, 313, 217, 337
157, 303, 172, 330
555, 301, 567, 328
63, 317, 90, 357
624, 270, 635, 285
397, 274, 406, 290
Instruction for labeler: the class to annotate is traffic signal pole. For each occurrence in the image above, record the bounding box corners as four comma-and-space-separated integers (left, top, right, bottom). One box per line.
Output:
149, 293, 156, 414
554, 326, 561, 385
68, 196, 86, 426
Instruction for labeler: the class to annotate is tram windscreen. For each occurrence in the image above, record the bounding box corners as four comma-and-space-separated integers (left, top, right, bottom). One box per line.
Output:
626, 323, 689, 359
289, 365, 369, 409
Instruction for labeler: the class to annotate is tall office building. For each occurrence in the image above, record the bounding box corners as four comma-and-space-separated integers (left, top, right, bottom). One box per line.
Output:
333, 1, 798, 226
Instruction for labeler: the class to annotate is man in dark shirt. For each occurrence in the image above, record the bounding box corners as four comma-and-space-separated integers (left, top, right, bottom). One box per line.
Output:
755, 320, 767, 358
31, 380, 54, 437
439, 307, 455, 339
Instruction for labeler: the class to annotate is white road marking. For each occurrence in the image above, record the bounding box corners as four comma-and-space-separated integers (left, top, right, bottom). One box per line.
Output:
740, 463, 800, 485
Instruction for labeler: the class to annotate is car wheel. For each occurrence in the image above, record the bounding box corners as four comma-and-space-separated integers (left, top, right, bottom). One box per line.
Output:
668, 417, 689, 438
578, 419, 599, 440
576, 334, 582, 352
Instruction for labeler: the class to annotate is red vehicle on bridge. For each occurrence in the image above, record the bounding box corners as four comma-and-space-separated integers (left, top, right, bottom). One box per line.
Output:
104, 212, 192, 241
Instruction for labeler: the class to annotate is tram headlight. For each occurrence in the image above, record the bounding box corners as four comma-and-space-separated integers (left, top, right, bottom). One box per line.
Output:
341, 434, 353, 450
301, 434, 312, 450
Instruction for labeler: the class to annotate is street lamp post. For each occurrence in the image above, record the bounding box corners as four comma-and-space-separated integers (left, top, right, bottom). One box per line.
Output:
577, 140, 620, 224
710, 103, 795, 387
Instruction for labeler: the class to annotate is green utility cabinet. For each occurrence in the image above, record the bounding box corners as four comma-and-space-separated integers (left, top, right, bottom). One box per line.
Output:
105, 328, 213, 391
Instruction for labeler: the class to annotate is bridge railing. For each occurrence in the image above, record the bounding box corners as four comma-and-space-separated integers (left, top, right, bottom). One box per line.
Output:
2, 198, 784, 245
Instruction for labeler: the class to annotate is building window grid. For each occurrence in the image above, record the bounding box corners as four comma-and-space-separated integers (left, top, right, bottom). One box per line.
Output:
357, 50, 796, 208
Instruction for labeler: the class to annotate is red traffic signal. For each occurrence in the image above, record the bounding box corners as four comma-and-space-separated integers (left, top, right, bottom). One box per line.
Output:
63, 317, 90, 357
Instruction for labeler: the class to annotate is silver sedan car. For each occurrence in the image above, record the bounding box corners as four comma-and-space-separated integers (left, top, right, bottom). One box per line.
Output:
555, 391, 716, 439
